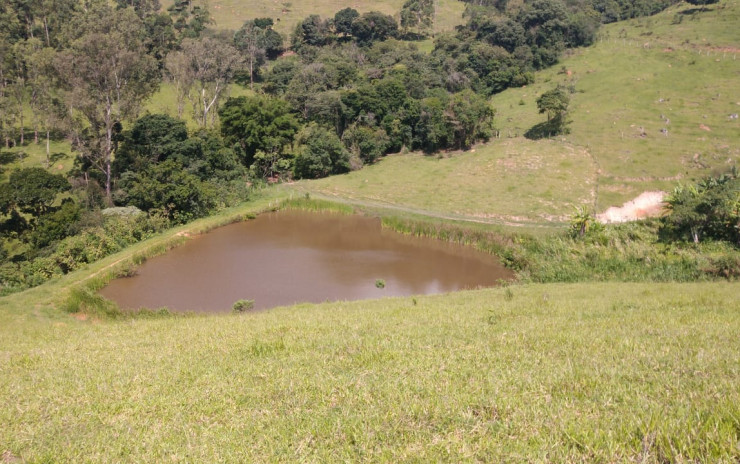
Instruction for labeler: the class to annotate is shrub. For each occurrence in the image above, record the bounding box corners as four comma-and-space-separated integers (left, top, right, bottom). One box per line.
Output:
233, 299, 256, 312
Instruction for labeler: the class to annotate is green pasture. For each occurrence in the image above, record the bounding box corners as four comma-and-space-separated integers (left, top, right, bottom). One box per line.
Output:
295, 138, 596, 228
492, 0, 739, 209
2, 272, 738, 461
165, 0, 466, 36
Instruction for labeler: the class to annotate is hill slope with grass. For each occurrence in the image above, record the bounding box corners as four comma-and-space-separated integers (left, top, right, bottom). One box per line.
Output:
163, 0, 466, 35
300, 0, 739, 224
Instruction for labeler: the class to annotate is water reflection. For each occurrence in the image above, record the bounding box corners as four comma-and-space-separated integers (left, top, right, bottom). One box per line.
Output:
100, 210, 513, 312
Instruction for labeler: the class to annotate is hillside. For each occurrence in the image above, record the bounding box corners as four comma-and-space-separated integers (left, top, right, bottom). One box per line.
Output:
300, 0, 740, 225
163, 0, 466, 35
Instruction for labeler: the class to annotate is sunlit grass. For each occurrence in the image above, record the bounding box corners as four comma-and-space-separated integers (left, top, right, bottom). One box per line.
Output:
1, 278, 738, 461
163, 0, 465, 36
492, 0, 740, 209
296, 137, 596, 228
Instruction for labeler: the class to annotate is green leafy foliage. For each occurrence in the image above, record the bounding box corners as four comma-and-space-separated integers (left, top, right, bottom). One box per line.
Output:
400, 0, 434, 35
526, 85, 570, 138
334, 8, 359, 37
219, 95, 300, 170
294, 124, 350, 179
661, 170, 740, 245
117, 160, 217, 222
351, 11, 399, 44
232, 299, 255, 312
0, 167, 69, 217
342, 124, 391, 166
113, 114, 191, 175
30, 200, 81, 248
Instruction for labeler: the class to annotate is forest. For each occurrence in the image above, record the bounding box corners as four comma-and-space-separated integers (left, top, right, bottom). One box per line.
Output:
0, 0, 733, 294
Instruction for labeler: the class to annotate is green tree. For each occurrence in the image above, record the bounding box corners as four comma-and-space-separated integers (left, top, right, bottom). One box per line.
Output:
167, 37, 243, 128
351, 12, 398, 45
342, 124, 390, 166
113, 113, 191, 175
415, 94, 450, 153
570, 206, 595, 238
55, 5, 159, 199
1, 167, 69, 217
117, 159, 216, 222
30, 200, 80, 248
662, 171, 740, 245
262, 58, 300, 95
219, 95, 300, 170
292, 14, 332, 50
400, 0, 434, 36
334, 8, 359, 37
234, 19, 283, 89
534, 85, 570, 136
294, 123, 350, 179
446, 89, 494, 149
167, 0, 211, 40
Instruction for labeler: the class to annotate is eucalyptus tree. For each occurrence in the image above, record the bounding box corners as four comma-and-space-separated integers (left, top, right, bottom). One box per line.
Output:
55, 5, 159, 200
400, 0, 434, 36
166, 36, 243, 128
233, 18, 284, 90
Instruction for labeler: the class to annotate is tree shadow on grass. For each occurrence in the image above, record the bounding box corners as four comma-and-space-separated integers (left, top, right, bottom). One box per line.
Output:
678, 6, 717, 15
524, 121, 563, 140
49, 152, 69, 164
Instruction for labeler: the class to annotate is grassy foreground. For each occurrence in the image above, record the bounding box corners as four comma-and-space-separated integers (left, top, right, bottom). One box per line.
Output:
1, 279, 739, 461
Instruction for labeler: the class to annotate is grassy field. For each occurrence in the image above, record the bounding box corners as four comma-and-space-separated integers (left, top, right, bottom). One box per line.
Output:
0, 139, 75, 182
143, 82, 255, 131
295, 138, 597, 227
491, 0, 740, 209
165, 0, 466, 36
2, 3, 739, 460
2, 271, 739, 461
1, 190, 739, 461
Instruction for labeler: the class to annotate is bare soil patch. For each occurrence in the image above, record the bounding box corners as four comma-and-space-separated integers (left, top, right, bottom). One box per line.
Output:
597, 191, 667, 223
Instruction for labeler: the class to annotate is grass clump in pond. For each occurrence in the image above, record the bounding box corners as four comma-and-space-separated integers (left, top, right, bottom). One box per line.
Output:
232, 299, 255, 312
375, 279, 386, 289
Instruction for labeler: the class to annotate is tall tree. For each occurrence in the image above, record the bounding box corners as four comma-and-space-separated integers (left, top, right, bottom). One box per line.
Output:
400, 0, 434, 36
55, 5, 158, 200
351, 12, 399, 44
234, 20, 266, 90
334, 8, 359, 37
1, 167, 70, 217
294, 123, 350, 179
7, 40, 29, 146
166, 37, 243, 128
536, 85, 570, 134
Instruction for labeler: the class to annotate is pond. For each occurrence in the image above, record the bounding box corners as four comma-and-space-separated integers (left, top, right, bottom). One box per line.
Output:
99, 210, 514, 312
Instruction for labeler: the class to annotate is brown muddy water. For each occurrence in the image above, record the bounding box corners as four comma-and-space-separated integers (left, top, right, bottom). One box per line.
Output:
100, 210, 514, 312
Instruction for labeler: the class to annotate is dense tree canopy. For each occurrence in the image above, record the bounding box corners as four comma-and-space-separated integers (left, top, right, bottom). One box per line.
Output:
219, 95, 300, 169
0, 167, 69, 217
